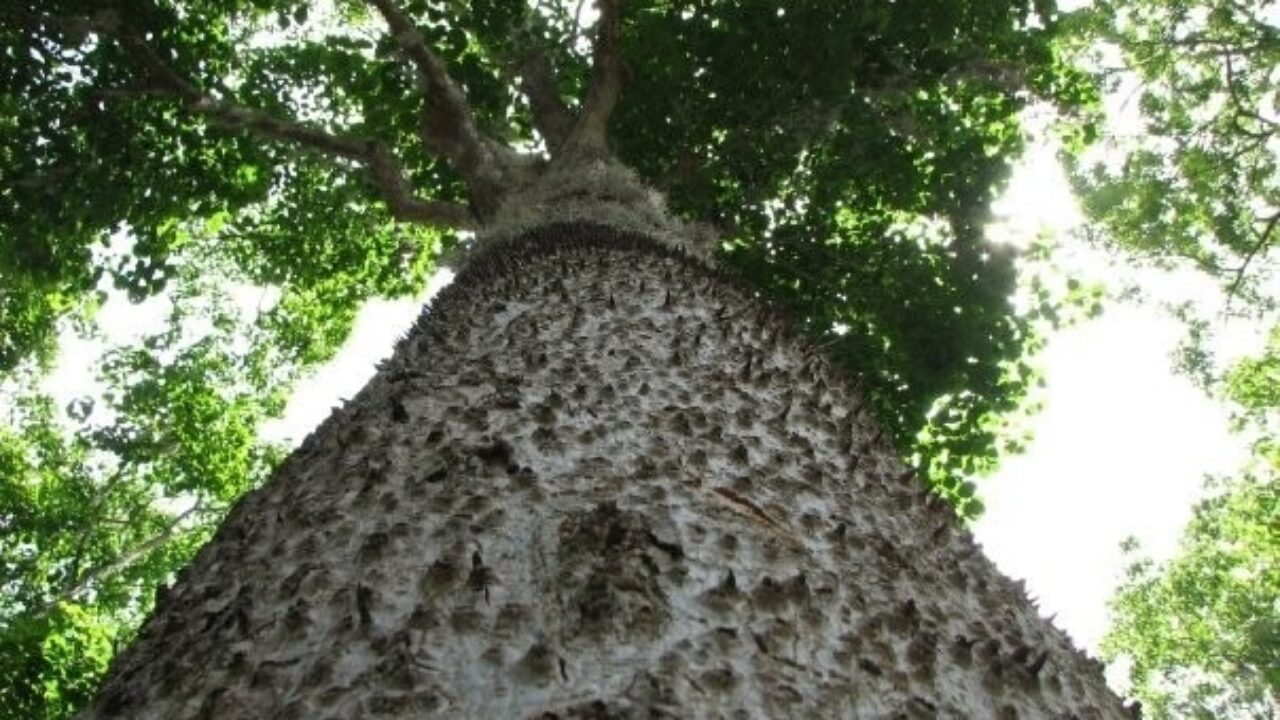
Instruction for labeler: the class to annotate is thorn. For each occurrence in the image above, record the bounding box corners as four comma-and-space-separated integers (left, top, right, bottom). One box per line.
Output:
391, 399, 409, 423
1026, 650, 1049, 677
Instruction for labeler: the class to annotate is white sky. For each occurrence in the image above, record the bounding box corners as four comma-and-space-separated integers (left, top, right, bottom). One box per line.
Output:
973, 137, 1254, 662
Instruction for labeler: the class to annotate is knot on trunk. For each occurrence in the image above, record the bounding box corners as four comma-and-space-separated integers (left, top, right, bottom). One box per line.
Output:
554, 502, 684, 641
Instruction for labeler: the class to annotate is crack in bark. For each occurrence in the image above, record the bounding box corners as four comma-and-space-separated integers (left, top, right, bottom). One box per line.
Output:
708, 486, 800, 546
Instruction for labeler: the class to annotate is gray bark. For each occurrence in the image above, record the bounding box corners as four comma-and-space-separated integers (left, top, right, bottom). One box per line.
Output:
85, 169, 1132, 718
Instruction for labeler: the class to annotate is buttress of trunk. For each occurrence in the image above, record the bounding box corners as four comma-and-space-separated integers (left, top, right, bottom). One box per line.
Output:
85, 212, 1130, 717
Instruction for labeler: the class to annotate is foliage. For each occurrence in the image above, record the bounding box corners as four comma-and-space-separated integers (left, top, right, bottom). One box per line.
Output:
1104, 471, 1279, 719
1061, 3, 1280, 714
1103, 327, 1280, 719
1066, 0, 1280, 309
0, 264, 289, 718
0, 0, 1096, 714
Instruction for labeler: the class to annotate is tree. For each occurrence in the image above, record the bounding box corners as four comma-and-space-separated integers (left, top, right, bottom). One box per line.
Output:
2, 0, 1129, 715
1067, 0, 1280, 308
1103, 326, 1280, 719
1105, 472, 1279, 719
1064, 3, 1280, 715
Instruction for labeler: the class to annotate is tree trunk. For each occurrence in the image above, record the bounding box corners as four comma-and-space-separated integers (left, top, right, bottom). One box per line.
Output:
86, 163, 1131, 718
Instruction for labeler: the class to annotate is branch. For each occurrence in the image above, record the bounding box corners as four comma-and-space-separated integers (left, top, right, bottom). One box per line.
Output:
366, 144, 478, 227
1227, 209, 1280, 300
83, 13, 475, 230
1222, 53, 1279, 138
565, 0, 624, 156
365, 0, 501, 194
518, 49, 575, 150
940, 58, 1028, 95
50, 500, 206, 614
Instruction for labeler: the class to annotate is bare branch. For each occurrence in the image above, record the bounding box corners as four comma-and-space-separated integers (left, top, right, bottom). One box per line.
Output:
51, 500, 206, 614
365, 0, 501, 192
78, 13, 475, 230
518, 49, 575, 149
565, 0, 624, 156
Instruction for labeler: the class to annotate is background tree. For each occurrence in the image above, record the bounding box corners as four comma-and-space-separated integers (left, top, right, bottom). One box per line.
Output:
1068, 0, 1280, 308
1102, 325, 1280, 719
0, 272, 288, 716
1066, 1, 1280, 716
2, 0, 1099, 715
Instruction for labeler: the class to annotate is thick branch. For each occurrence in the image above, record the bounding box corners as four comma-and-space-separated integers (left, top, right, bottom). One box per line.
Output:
84, 14, 475, 230
367, 144, 478, 227
518, 49, 575, 150
565, 0, 624, 156
365, 0, 501, 193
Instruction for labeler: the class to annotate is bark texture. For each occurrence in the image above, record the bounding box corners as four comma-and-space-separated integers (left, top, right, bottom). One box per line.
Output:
85, 212, 1130, 718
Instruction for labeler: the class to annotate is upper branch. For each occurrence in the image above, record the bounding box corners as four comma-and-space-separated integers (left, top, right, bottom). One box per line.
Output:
82, 12, 475, 230
365, 0, 505, 198
518, 49, 575, 150
565, 0, 624, 156
1222, 53, 1279, 137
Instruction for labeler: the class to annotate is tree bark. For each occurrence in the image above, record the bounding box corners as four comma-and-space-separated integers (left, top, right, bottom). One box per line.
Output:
85, 168, 1131, 719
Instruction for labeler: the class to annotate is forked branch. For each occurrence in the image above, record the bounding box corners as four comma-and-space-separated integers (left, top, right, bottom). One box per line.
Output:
565, 0, 624, 156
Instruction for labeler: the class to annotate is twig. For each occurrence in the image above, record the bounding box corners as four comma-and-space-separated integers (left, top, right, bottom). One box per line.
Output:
1226, 209, 1280, 301
569, 0, 589, 48
1222, 53, 1278, 137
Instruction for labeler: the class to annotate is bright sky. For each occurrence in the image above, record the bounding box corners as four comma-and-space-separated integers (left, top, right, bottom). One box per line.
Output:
973, 137, 1254, 664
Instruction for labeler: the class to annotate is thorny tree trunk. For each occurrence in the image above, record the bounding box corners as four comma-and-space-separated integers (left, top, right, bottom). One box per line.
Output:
85, 164, 1132, 719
